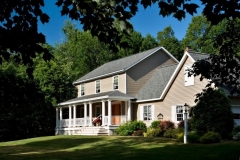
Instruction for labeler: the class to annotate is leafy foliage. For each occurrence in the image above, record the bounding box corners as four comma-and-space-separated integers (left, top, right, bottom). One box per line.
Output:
188, 131, 201, 143
132, 130, 144, 136
157, 26, 182, 60
190, 89, 234, 138
199, 132, 221, 144
0, 66, 55, 141
115, 121, 147, 136
144, 128, 161, 137
159, 120, 175, 136
163, 128, 184, 138
150, 120, 161, 129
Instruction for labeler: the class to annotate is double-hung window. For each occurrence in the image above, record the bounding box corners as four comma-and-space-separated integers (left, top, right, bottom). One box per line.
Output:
96, 80, 100, 93
176, 105, 183, 121
113, 76, 118, 90
143, 105, 152, 121
81, 84, 85, 96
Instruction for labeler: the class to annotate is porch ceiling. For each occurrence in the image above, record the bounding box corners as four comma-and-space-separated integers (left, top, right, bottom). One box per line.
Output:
58, 90, 135, 106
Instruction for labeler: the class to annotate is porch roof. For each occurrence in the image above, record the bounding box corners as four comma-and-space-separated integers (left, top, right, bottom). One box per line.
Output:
58, 90, 135, 106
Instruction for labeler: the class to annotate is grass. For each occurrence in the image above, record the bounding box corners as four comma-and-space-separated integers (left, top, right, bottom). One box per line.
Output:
0, 136, 240, 160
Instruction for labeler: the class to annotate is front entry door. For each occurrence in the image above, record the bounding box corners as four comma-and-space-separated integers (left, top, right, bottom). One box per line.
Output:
112, 104, 121, 125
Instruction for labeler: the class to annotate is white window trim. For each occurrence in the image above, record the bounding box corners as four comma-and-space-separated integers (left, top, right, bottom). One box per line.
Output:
172, 105, 185, 123
140, 105, 154, 121
184, 65, 194, 86
95, 80, 101, 93
112, 75, 119, 90
80, 83, 85, 96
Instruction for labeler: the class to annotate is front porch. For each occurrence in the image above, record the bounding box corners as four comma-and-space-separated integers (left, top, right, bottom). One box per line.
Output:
55, 91, 134, 135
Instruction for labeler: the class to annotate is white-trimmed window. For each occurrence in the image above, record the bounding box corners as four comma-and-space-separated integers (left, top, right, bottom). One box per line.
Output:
96, 80, 100, 93
113, 76, 118, 90
140, 105, 154, 121
172, 105, 184, 122
184, 66, 194, 86
176, 105, 183, 121
81, 84, 85, 96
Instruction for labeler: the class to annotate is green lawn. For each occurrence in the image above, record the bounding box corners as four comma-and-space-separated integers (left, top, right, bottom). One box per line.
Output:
0, 136, 239, 160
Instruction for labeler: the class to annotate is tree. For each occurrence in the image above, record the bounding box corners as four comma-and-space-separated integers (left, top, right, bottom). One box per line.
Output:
157, 26, 182, 60
190, 89, 234, 138
0, 61, 55, 141
140, 34, 158, 52
182, 15, 212, 52
55, 21, 118, 80
0, 0, 199, 71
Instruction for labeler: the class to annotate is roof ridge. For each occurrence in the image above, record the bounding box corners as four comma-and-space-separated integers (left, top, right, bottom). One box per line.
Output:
103, 46, 162, 65
188, 50, 210, 55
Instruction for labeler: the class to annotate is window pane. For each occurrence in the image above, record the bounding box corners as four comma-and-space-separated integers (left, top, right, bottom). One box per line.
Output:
177, 114, 183, 121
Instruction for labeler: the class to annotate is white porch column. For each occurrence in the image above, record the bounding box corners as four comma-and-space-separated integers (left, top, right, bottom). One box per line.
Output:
108, 100, 112, 125
73, 105, 76, 127
60, 107, 62, 127
102, 100, 105, 126
89, 102, 92, 126
56, 108, 59, 129
84, 103, 87, 126
127, 101, 131, 121
69, 105, 72, 127
125, 101, 127, 120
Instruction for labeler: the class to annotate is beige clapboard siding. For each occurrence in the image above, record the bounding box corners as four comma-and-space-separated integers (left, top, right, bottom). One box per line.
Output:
136, 57, 208, 122
126, 50, 176, 96
77, 73, 126, 97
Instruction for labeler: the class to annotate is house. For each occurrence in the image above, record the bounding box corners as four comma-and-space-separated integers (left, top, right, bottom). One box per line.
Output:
55, 47, 240, 135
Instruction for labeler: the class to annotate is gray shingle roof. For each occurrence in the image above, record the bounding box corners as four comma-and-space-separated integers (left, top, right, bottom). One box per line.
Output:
73, 47, 163, 84
58, 90, 134, 106
188, 50, 209, 61
136, 63, 178, 101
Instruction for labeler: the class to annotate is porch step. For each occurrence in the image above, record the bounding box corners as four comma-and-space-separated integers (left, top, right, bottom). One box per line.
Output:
76, 127, 109, 136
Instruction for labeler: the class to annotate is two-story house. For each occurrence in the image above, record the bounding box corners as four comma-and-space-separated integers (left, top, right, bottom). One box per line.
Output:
55, 47, 240, 135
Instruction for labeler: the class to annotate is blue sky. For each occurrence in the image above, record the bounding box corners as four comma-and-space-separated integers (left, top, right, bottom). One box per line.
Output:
39, 1, 203, 46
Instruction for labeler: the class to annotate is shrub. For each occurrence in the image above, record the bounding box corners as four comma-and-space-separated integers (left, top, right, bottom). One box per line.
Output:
144, 128, 161, 137
159, 120, 175, 136
199, 132, 221, 144
190, 89, 234, 138
164, 128, 184, 138
132, 130, 144, 136
177, 119, 192, 131
188, 131, 200, 143
115, 121, 147, 136
163, 129, 175, 138
150, 120, 161, 129
176, 133, 184, 142
233, 132, 240, 141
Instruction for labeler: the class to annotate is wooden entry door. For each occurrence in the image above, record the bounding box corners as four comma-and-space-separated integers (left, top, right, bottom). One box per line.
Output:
112, 104, 121, 125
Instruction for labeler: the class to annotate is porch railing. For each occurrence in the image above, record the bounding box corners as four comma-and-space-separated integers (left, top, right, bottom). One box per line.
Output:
59, 116, 127, 127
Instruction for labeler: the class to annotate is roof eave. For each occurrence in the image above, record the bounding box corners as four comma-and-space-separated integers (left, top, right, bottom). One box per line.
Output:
73, 70, 125, 85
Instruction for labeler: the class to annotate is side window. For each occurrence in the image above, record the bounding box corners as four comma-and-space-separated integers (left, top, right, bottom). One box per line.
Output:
96, 80, 100, 93
184, 66, 194, 86
81, 84, 85, 96
176, 105, 183, 121
113, 76, 118, 90
143, 105, 152, 121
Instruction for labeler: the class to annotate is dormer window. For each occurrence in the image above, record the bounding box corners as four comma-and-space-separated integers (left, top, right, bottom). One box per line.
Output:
81, 84, 85, 96
113, 76, 118, 90
96, 80, 100, 93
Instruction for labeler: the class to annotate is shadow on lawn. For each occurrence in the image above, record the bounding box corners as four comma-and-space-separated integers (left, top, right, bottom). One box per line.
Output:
0, 136, 240, 160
